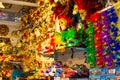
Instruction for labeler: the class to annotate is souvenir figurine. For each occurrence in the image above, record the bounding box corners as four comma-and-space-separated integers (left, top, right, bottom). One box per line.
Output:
79, 9, 87, 20
79, 64, 89, 77
54, 68, 64, 77
48, 65, 56, 76
10, 31, 19, 47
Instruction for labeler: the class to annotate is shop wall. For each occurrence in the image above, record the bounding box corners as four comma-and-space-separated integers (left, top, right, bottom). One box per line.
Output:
56, 48, 90, 68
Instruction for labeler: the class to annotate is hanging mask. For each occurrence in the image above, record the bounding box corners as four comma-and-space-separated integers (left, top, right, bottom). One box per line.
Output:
59, 18, 67, 31
58, 15, 72, 32
34, 28, 40, 37
10, 38, 18, 47
10, 31, 19, 46
73, 4, 79, 15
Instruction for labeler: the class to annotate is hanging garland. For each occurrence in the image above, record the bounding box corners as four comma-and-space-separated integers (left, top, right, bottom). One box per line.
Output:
84, 22, 96, 68
89, 3, 120, 68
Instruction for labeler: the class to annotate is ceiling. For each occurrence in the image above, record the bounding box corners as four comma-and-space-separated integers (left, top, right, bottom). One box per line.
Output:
0, 0, 37, 22
0, 0, 118, 25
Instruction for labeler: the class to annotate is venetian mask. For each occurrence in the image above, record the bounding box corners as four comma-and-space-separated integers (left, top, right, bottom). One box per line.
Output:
10, 38, 18, 47
73, 4, 79, 15
59, 18, 67, 31
10, 31, 18, 46
34, 28, 40, 37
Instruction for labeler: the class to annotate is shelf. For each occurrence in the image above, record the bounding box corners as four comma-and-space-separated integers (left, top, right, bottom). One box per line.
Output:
0, 61, 21, 64
75, 47, 86, 51
0, 20, 20, 26
0, 0, 37, 7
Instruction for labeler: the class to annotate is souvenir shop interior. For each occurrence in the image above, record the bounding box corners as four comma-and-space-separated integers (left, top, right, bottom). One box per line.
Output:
0, 0, 120, 80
